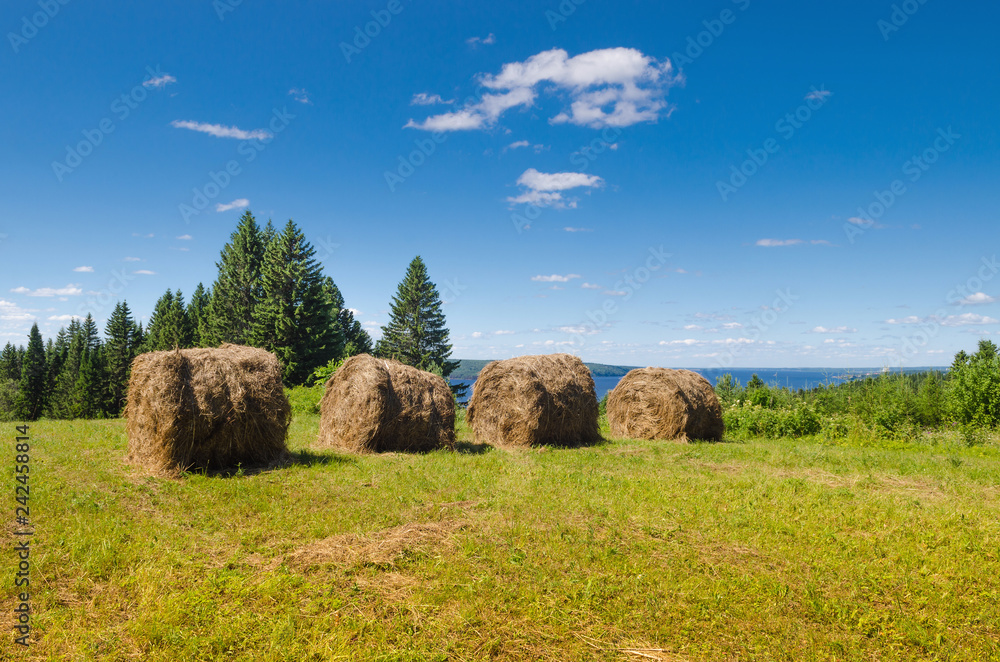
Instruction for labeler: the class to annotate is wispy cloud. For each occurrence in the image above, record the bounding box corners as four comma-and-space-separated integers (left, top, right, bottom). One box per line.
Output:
756, 238, 803, 247
508, 168, 604, 208
406, 47, 678, 131
887, 313, 999, 326
216, 198, 250, 212
466, 33, 496, 46
124, 257, 140, 262
809, 325, 858, 333
73, 266, 94, 273
133, 270, 156, 276
805, 87, 832, 102
176, 234, 192, 240
288, 88, 311, 104
48, 314, 82, 322
563, 227, 594, 233
532, 273, 581, 283
171, 120, 271, 141
411, 92, 454, 106
958, 292, 995, 305
10, 284, 82, 297
581, 282, 601, 290
143, 73, 177, 89
0, 300, 34, 321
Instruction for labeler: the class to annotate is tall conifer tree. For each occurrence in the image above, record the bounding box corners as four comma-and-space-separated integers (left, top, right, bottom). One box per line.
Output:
105, 301, 139, 416
15, 323, 47, 420
374, 256, 459, 379
252, 220, 343, 384
206, 211, 267, 346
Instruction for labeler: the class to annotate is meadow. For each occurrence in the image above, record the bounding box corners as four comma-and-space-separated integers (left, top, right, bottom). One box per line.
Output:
3, 406, 1000, 661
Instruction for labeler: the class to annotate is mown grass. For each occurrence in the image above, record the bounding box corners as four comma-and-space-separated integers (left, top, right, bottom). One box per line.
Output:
3, 415, 1000, 661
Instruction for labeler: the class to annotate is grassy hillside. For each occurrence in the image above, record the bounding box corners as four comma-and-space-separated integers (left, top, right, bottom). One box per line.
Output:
3, 415, 1000, 660
450, 359, 638, 380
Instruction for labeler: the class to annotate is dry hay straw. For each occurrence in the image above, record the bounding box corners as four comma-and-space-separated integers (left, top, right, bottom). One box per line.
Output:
286, 520, 466, 570
124, 344, 291, 476
466, 353, 601, 448
607, 368, 724, 441
317, 354, 455, 453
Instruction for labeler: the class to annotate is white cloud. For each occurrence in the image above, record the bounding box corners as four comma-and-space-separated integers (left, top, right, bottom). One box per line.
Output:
603, 290, 628, 296
531, 274, 581, 283
805, 88, 832, 101
0, 300, 33, 321
133, 270, 156, 276
659, 339, 701, 346
494, 330, 515, 335
143, 73, 176, 89
683, 324, 702, 330
10, 284, 82, 297
411, 92, 453, 106
48, 314, 82, 322
508, 168, 604, 208
471, 331, 484, 338
407, 47, 678, 131
958, 292, 996, 305
810, 326, 858, 334
722, 322, 744, 329
504, 140, 530, 152
288, 88, 311, 104
171, 120, 271, 141
216, 198, 250, 212
564, 227, 594, 232
176, 234, 192, 240
466, 33, 496, 46
124, 257, 140, 262
73, 266, 94, 272
887, 313, 999, 327
756, 238, 803, 247
581, 282, 602, 290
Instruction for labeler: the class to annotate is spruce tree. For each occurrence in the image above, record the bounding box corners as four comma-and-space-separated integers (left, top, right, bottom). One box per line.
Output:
0, 342, 20, 381
206, 211, 267, 346
72, 346, 107, 419
15, 323, 47, 420
252, 220, 343, 384
187, 283, 212, 347
322, 277, 372, 357
145, 290, 193, 351
375, 256, 459, 379
48, 319, 83, 419
105, 301, 139, 416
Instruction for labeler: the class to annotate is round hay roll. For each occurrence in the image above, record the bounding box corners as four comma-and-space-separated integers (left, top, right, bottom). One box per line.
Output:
466, 353, 600, 448
125, 344, 291, 475
317, 354, 455, 453
606, 368, 724, 441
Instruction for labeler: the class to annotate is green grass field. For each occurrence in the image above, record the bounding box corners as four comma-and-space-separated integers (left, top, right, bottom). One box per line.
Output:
4, 415, 1000, 661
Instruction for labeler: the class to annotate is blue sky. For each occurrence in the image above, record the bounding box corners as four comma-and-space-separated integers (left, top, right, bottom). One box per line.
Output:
2, 0, 998, 368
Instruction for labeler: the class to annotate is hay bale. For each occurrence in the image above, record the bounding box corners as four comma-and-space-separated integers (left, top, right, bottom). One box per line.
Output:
606, 368, 724, 441
124, 344, 291, 475
317, 354, 455, 453
466, 353, 600, 448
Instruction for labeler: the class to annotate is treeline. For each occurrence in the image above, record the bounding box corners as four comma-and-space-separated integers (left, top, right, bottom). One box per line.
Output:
2, 211, 459, 421
719, 339, 1000, 443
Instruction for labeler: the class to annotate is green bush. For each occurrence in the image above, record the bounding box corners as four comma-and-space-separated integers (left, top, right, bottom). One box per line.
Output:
286, 384, 324, 416
948, 340, 1000, 428
723, 402, 821, 439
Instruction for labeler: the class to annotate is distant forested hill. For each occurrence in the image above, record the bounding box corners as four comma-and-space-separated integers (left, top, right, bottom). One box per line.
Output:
450, 359, 638, 380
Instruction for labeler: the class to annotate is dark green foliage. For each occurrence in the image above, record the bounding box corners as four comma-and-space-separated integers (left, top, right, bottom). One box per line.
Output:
252, 220, 343, 385
187, 283, 212, 347
145, 290, 194, 351
206, 211, 267, 346
0, 379, 17, 422
72, 347, 107, 419
948, 340, 1000, 428
1, 342, 21, 381
104, 301, 141, 416
374, 256, 459, 379
15, 323, 47, 420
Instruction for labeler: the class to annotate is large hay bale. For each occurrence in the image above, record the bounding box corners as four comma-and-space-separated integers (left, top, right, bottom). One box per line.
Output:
125, 344, 291, 475
466, 353, 600, 448
607, 368, 724, 441
317, 354, 455, 453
